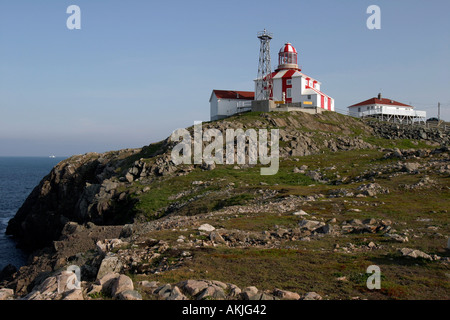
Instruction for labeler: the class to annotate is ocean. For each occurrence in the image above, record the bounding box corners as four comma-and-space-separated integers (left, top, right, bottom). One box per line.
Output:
0, 157, 66, 271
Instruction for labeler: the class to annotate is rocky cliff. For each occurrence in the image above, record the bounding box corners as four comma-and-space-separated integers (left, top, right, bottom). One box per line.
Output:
2, 111, 449, 300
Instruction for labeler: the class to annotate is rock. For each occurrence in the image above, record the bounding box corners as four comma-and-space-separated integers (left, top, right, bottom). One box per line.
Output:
363, 218, 377, 225
392, 148, 403, 158
197, 285, 226, 300
180, 280, 210, 296
306, 171, 322, 182
97, 254, 123, 279
111, 274, 134, 298
201, 162, 216, 171
198, 224, 215, 232
97, 272, 120, 295
210, 231, 227, 245
125, 173, 134, 183
384, 233, 408, 243
119, 224, 133, 238
139, 280, 160, 290
228, 284, 242, 298
293, 210, 308, 216
23, 270, 80, 300
0, 288, 14, 300
302, 292, 322, 300
117, 290, 142, 300
241, 286, 259, 300
61, 221, 83, 236
166, 286, 187, 300
96, 239, 123, 256
400, 248, 433, 261
154, 284, 172, 299
299, 219, 324, 231
356, 183, 389, 196
403, 162, 420, 173
56, 270, 81, 294
62, 289, 84, 300
315, 224, 334, 234
273, 288, 300, 300
87, 284, 102, 296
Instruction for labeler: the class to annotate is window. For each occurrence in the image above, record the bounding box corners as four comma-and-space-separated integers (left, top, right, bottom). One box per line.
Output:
307, 95, 311, 100
367, 106, 370, 110
286, 88, 292, 98
358, 107, 361, 112
286, 79, 292, 85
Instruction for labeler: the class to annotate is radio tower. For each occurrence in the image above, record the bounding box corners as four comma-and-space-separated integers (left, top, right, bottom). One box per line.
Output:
256, 29, 273, 100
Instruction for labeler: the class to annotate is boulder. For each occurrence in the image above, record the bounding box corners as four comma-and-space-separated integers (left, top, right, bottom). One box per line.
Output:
166, 286, 187, 300
154, 284, 172, 299
111, 274, 134, 297
210, 231, 227, 245
292, 210, 308, 216
197, 285, 226, 300
62, 289, 84, 300
198, 224, 215, 232
299, 219, 324, 231
302, 292, 322, 300
0, 288, 14, 300
400, 248, 433, 260
125, 173, 134, 183
273, 288, 300, 300
97, 272, 120, 295
180, 280, 210, 296
228, 284, 242, 298
384, 233, 408, 243
315, 224, 334, 234
97, 254, 123, 279
117, 290, 142, 300
241, 286, 259, 300
403, 162, 420, 173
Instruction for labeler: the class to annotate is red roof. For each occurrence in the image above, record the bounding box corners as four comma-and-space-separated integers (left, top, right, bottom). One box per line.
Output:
213, 90, 254, 100
348, 97, 413, 108
279, 42, 297, 54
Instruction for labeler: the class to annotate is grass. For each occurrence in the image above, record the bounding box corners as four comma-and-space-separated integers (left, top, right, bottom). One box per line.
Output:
97, 112, 449, 299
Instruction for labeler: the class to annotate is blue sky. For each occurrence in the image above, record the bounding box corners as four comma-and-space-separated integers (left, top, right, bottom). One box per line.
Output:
1, 0, 449, 156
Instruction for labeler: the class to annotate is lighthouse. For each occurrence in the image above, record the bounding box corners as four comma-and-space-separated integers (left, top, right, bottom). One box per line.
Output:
256, 42, 335, 111
210, 34, 335, 121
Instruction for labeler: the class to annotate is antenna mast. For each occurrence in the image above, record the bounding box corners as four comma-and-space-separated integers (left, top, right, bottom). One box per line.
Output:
256, 29, 273, 100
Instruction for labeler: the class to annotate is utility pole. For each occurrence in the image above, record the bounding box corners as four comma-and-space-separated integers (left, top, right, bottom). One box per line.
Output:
438, 102, 440, 121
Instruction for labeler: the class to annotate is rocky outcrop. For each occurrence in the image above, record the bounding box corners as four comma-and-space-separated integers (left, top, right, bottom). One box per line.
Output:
139, 279, 318, 301
6, 151, 133, 249
366, 120, 449, 145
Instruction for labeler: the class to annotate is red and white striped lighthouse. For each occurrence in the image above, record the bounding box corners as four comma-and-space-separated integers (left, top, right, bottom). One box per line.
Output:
257, 42, 334, 111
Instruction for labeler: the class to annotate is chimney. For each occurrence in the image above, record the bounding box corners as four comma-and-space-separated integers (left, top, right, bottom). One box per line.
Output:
378, 93, 382, 99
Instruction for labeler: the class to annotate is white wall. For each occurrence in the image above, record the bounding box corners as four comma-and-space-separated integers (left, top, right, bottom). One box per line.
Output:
218, 99, 239, 117
210, 95, 219, 120
299, 93, 319, 107
272, 78, 283, 101
291, 76, 302, 103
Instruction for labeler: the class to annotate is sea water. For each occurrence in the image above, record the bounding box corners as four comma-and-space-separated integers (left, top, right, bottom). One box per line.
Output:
0, 157, 65, 271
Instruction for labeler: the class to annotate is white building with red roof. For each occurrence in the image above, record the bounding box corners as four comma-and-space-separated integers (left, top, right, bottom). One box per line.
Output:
256, 42, 335, 111
209, 90, 254, 121
348, 93, 426, 124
